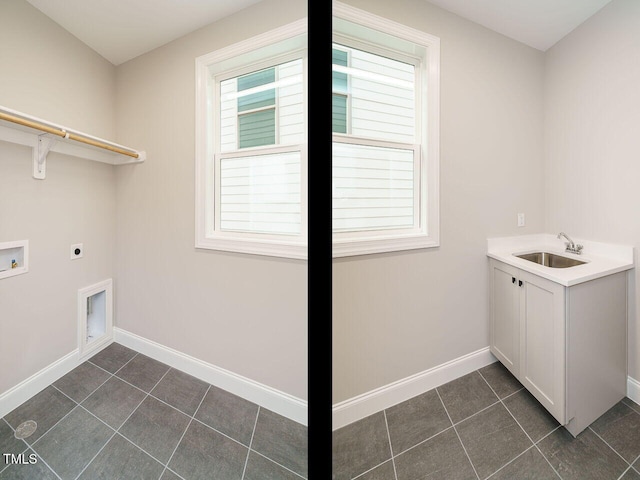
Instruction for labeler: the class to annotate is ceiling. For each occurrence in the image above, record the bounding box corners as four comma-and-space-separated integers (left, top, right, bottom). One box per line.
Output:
25, 0, 613, 66
25, 0, 263, 65
426, 0, 612, 51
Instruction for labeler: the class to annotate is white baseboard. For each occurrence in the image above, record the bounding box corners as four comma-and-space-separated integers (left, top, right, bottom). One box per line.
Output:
0, 344, 111, 419
627, 376, 640, 406
113, 328, 307, 426
332, 347, 497, 430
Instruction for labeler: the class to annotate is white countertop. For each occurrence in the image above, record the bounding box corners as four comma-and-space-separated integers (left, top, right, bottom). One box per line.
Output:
487, 234, 634, 286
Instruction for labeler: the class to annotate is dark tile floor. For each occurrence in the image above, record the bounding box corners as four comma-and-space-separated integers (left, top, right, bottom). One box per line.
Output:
332, 362, 640, 480
0, 342, 307, 480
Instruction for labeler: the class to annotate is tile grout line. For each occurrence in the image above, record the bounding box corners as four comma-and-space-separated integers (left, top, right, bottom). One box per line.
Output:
80, 406, 169, 472
630, 452, 640, 475
71, 406, 180, 479
107, 358, 305, 475
588, 426, 633, 470
391, 425, 455, 459
42, 348, 142, 442
9, 349, 153, 479
115, 366, 176, 478
0, 354, 125, 479
99, 364, 258, 451
484, 444, 537, 480
28, 450, 64, 480
353, 426, 458, 479
73, 356, 172, 480
616, 448, 640, 480
159, 383, 212, 479
382, 410, 399, 480
351, 459, 395, 480
8, 348, 174, 479
113, 432, 186, 480
622, 398, 640, 416
17, 366, 117, 460
0, 422, 63, 480
108, 364, 286, 468
500, 386, 525, 401
72, 354, 167, 480
72, 430, 119, 480
2, 414, 63, 480
531, 424, 564, 479
476, 370, 562, 480
0, 417, 27, 475
617, 466, 634, 480
4, 345, 303, 479
241, 406, 260, 480
381, 392, 506, 462
245, 449, 307, 479
95, 353, 303, 474
435, 387, 481, 480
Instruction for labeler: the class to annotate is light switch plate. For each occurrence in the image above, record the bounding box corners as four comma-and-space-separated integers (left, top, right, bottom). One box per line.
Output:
517, 213, 525, 227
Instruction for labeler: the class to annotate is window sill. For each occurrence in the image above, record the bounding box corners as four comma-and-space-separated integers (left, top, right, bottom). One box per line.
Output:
332, 233, 439, 258
196, 237, 307, 260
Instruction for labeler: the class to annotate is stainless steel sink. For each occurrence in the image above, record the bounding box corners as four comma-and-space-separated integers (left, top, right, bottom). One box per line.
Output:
515, 252, 586, 268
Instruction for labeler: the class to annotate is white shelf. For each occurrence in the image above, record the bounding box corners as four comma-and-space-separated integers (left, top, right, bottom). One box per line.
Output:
0, 105, 145, 179
0, 240, 28, 280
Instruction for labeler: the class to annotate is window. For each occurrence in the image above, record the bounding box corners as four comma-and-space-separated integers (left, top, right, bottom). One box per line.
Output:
195, 21, 307, 259
332, 3, 440, 257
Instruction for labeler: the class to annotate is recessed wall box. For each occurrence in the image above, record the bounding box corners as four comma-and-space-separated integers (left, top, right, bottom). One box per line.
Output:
0, 240, 29, 280
78, 279, 113, 360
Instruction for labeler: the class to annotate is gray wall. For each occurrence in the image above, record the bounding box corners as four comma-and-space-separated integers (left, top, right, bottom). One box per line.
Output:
0, 0, 307, 402
543, 0, 640, 380
333, 0, 546, 403
0, 0, 116, 394
113, 0, 308, 400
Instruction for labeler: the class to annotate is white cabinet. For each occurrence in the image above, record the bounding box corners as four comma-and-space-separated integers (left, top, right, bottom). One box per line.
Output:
489, 258, 627, 436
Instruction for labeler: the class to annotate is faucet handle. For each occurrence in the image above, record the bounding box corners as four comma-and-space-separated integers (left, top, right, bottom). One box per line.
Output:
565, 243, 584, 255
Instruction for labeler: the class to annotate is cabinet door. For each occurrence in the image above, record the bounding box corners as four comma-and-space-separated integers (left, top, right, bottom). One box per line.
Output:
519, 270, 566, 424
489, 259, 520, 376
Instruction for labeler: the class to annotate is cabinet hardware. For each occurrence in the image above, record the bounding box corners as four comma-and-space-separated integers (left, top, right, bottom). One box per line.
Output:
519, 280, 523, 287
512, 277, 516, 284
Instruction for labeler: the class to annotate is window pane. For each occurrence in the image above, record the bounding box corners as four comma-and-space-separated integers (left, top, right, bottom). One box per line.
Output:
332, 48, 348, 94
333, 142, 414, 232
334, 43, 415, 144
332, 94, 347, 133
238, 89, 275, 112
238, 68, 276, 112
220, 151, 301, 235
238, 109, 276, 148
333, 48, 348, 66
220, 60, 303, 152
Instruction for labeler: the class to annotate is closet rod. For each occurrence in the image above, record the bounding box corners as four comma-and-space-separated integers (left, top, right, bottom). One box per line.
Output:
0, 110, 140, 159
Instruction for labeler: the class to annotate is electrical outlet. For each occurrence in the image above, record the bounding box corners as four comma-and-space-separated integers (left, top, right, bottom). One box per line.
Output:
71, 243, 83, 260
517, 213, 525, 227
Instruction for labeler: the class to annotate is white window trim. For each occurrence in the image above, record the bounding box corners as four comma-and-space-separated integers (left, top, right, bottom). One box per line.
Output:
195, 19, 307, 260
332, 2, 440, 258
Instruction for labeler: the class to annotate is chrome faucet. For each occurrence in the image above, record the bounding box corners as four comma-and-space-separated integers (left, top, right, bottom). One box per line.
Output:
557, 232, 583, 255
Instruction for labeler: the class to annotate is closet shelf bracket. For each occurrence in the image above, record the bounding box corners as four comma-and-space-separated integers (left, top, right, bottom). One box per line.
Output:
33, 133, 61, 180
